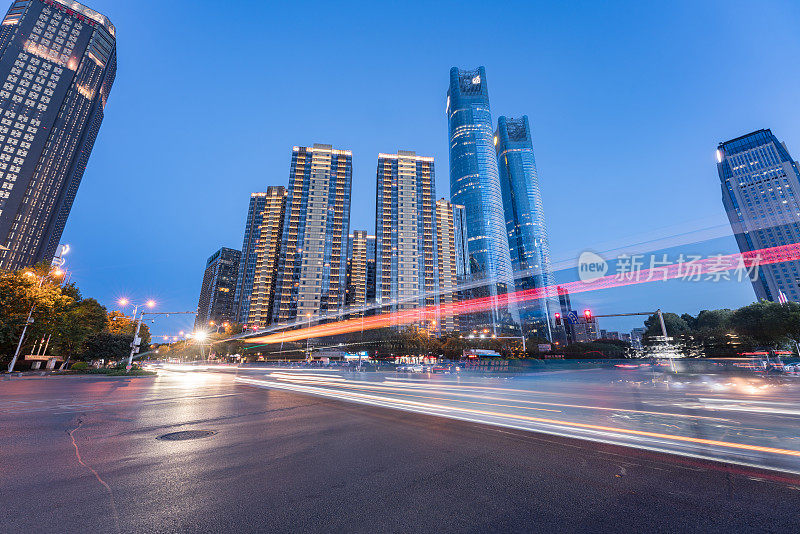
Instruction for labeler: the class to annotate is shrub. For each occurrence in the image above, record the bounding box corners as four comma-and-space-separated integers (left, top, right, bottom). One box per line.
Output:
70, 362, 89, 371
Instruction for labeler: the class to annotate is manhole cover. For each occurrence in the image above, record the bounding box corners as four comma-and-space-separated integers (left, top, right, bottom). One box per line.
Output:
157, 430, 216, 441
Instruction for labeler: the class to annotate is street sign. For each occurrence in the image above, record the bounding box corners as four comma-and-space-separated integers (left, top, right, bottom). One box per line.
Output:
566, 311, 579, 325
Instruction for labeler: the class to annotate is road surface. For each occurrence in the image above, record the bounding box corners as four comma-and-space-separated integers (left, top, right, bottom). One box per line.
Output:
1, 370, 799, 533
235, 363, 800, 474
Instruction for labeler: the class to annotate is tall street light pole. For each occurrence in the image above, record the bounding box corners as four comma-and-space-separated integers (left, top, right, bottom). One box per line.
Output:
118, 298, 156, 371
7, 268, 64, 373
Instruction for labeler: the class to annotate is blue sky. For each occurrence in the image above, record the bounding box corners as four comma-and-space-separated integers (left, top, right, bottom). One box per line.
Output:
58, 0, 800, 337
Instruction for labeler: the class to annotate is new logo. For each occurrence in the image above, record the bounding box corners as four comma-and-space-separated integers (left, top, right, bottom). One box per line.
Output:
578, 251, 608, 283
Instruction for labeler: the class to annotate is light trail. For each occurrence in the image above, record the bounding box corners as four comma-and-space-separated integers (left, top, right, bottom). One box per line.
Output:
272, 375, 731, 422
246, 242, 800, 344
236, 375, 800, 462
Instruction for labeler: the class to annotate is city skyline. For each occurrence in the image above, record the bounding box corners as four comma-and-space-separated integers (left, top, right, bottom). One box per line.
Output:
36, 0, 800, 336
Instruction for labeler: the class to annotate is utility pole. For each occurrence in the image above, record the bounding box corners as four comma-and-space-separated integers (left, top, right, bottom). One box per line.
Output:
7, 306, 35, 373
127, 310, 144, 371
656, 309, 668, 338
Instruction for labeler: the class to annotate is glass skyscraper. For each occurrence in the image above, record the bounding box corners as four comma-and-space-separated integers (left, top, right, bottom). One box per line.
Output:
446, 66, 517, 332
495, 115, 556, 339
274, 144, 352, 323
0, 0, 116, 271
718, 129, 800, 302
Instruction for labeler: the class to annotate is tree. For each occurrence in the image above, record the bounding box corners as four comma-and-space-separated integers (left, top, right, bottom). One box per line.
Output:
53, 297, 108, 363
643, 312, 689, 338
106, 310, 151, 346
730, 301, 800, 349
0, 265, 74, 364
80, 332, 133, 361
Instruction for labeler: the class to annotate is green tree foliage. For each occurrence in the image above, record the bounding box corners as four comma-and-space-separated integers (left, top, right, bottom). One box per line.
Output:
80, 332, 133, 361
643, 312, 689, 338
0, 264, 156, 367
53, 296, 108, 361
642, 301, 800, 357
0, 265, 74, 362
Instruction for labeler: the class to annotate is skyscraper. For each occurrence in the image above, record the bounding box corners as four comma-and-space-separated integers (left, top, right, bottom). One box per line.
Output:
274, 144, 352, 323
717, 129, 800, 302
346, 230, 374, 309
195, 247, 241, 329
435, 199, 460, 333
375, 151, 437, 320
247, 186, 286, 328
233, 192, 269, 324
0, 0, 116, 271
495, 115, 556, 338
446, 66, 517, 332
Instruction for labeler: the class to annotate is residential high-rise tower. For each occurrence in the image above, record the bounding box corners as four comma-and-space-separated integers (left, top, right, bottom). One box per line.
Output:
346, 230, 374, 310
435, 199, 460, 333
0, 0, 117, 271
274, 144, 352, 323
233, 192, 269, 324
375, 151, 437, 320
247, 186, 286, 327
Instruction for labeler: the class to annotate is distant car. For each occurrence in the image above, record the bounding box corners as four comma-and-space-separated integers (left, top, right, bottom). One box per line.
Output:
398, 364, 424, 373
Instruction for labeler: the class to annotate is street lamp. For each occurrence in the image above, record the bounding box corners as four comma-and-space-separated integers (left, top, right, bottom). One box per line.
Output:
121, 299, 156, 371
7, 267, 65, 373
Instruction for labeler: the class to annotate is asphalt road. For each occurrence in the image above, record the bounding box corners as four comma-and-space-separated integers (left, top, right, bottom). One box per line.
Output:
235, 365, 800, 473
1, 371, 799, 533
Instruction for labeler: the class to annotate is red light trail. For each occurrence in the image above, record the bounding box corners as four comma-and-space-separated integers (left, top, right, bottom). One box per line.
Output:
246, 242, 800, 344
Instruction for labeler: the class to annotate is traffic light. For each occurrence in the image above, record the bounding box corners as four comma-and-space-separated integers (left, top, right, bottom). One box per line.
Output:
554, 313, 562, 326
583, 309, 592, 322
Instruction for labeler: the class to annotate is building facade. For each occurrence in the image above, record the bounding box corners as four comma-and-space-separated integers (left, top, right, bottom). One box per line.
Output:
233, 192, 268, 324
346, 230, 374, 310
717, 129, 800, 302
247, 186, 286, 327
195, 247, 241, 329
0, 0, 116, 271
452, 202, 469, 283
375, 151, 437, 321
446, 66, 517, 332
495, 115, 556, 339
435, 199, 460, 333
274, 144, 352, 323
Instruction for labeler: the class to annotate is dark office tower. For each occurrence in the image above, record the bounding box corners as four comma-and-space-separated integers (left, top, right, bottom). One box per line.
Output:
274, 144, 352, 323
495, 116, 556, 339
233, 192, 268, 324
718, 129, 800, 302
195, 247, 241, 329
0, 0, 116, 271
346, 230, 375, 309
247, 186, 286, 328
375, 151, 437, 323
446, 66, 517, 333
